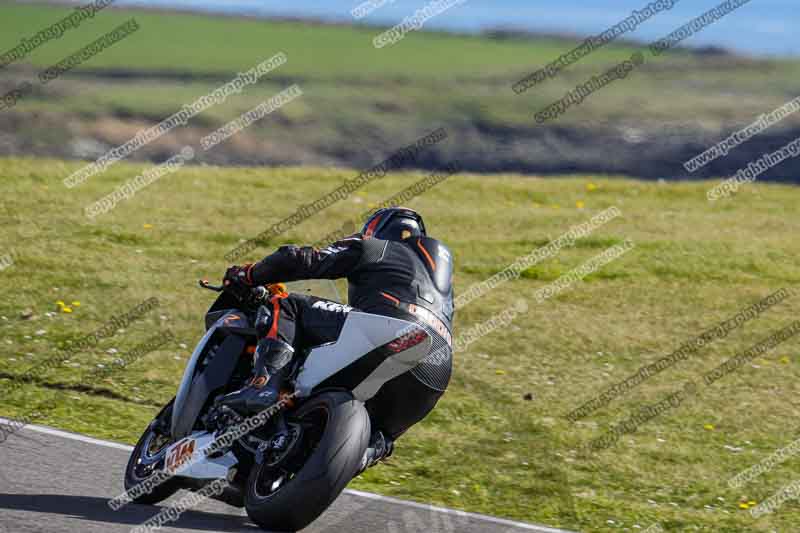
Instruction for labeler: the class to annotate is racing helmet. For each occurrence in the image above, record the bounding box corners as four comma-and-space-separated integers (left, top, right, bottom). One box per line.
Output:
361, 207, 426, 241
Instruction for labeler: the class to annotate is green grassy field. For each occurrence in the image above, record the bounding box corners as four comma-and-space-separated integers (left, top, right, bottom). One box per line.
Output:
3, 1, 796, 124
2, 2, 800, 180
1, 156, 798, 532
0, 3, 642, 79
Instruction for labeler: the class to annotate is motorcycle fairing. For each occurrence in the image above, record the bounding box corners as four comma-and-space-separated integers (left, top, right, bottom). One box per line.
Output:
294, 312, 432, 401
172, 311, 248, 439
164, 432, 237, 479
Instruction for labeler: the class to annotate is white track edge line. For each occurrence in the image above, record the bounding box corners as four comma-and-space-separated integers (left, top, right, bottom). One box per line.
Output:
3, 419, 575, 533
3, 419, 135, 451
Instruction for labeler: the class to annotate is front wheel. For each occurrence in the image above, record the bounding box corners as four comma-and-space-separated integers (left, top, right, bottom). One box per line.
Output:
245, 392, 370, 531
123, 399, 183, 505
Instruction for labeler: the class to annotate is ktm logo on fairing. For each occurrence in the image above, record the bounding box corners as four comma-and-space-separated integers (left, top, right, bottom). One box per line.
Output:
165, 438, 196, 473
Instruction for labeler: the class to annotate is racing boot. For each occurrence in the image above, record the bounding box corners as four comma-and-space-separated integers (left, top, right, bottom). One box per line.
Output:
358, 430, 394, 474
216, 337, 294, 416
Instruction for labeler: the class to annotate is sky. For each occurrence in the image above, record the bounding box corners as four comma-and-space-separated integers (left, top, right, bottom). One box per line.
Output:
111, 0, 797, 57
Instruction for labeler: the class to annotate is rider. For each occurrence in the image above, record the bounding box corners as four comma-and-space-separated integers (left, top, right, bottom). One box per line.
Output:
218, 207, 454, 467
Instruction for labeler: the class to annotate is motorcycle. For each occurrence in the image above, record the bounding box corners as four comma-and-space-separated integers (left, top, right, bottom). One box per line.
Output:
123, 279, 432, 531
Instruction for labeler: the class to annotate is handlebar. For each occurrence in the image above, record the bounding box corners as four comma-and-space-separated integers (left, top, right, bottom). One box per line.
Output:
199, 279, 269, 305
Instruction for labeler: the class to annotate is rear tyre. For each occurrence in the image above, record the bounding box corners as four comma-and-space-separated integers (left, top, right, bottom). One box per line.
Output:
123, 399, 183, 505
245, 392, 370, 531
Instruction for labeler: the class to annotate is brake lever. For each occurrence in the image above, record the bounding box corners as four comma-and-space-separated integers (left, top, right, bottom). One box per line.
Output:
199, 279, 225, 292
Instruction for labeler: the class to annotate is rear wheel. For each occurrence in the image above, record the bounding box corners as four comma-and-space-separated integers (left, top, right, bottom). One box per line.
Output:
245, 392, 370, 531
124, 399, 183, 505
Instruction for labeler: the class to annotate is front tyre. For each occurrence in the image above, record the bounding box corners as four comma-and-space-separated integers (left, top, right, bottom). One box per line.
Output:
245, 392, 370, 532
123, 399, 183, 505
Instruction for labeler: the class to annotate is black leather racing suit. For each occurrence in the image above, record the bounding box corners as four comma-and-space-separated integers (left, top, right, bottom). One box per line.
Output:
248, 233, 454, 439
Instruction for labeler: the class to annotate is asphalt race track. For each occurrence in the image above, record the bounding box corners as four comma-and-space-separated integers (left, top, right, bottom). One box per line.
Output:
0, 421, 574, 533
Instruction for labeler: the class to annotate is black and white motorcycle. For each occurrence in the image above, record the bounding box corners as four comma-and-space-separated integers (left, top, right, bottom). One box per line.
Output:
123, 279, 431, 531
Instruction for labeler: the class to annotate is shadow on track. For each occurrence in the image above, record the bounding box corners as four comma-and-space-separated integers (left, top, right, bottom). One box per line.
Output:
0, 493, 260, 532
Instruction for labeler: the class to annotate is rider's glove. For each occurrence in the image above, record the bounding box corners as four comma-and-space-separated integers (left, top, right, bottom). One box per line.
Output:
223, 264, 254, 300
